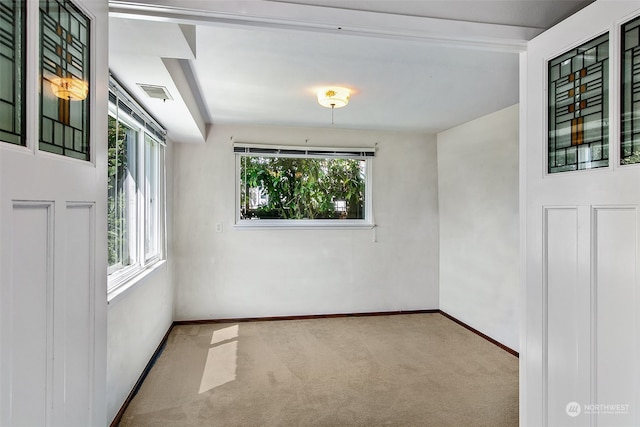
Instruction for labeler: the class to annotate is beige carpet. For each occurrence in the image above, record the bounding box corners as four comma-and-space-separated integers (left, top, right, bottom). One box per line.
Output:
119, 314, 518, 426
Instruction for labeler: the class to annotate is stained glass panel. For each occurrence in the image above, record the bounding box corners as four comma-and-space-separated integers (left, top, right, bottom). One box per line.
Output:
621, 16, 640, 165
548, 34, 609, 173
39, 0, 90, 160
0, 0, 25, 145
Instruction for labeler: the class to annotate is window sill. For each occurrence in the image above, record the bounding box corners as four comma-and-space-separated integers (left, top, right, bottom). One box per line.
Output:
107, 259, 167, 305
234, 220, 375, 230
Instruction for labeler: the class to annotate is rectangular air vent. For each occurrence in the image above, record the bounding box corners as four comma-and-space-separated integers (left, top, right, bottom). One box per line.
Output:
137, 83, 173, 101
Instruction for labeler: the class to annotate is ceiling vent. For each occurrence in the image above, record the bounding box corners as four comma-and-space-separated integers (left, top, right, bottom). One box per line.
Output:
137, 83, 173, 101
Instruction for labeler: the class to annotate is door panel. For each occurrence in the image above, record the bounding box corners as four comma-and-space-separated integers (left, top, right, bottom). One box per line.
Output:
594, 207, 637, 426
5, 203, 53, 427
55, 203, 95, 426
544, 207, 589, 425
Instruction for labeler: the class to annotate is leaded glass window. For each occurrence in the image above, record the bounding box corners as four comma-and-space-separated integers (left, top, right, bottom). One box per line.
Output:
548, 34, 609, 173
39, 0, 90, 160
0, 0, 25, 145
621, 16, 640, 165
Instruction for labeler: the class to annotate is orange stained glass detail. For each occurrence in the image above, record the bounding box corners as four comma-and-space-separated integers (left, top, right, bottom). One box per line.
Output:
571, 117, 584, 146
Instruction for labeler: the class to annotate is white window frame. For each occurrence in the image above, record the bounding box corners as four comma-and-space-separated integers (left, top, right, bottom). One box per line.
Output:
106, 112, 140, 277
107, 95, 166, 296
144, 133, 161, 262
234, 143, 375, 229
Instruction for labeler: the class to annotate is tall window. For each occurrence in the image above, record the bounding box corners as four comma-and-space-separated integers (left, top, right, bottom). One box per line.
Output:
235, 144, 374, 227
108, 79, 165, 291
0, 0, 25, 145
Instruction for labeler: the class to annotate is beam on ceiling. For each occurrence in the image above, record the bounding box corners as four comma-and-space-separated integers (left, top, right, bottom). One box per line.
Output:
109, 0, 541, 52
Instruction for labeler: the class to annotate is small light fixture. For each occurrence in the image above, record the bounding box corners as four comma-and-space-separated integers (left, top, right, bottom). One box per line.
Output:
317, 87, 350, 109
50, 77, 88, 101
317, 86, 350, 124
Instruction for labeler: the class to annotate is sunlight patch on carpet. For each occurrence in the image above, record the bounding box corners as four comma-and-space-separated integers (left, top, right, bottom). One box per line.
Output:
199, 325, 239, 393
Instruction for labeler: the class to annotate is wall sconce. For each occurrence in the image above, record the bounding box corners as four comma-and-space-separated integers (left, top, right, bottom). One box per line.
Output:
50, 77, 88, 101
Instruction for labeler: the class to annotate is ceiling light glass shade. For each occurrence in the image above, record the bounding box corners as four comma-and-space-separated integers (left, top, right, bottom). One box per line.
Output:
50, 77, 89, 101
317, 87, 350, 108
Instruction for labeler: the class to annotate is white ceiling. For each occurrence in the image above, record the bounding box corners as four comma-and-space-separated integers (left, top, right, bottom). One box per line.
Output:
267, 0, 593, 29
109, 0, 593, 143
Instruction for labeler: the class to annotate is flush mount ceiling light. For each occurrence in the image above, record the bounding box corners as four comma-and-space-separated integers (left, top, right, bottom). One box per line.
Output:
317, 86, 351, 124
317, 87, 350, 109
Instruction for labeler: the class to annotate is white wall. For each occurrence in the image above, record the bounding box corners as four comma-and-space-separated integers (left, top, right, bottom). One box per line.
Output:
106, 140, 175, 423
437, 104, 519, 351
173, 124, 439, 320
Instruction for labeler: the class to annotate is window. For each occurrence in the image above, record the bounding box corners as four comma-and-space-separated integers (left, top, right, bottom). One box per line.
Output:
0, 0, 25, 145
144, 134, 160, 258
235, 144, 374, 227
621, 15, 640, 165
108, 116, 138, 272
108, 79, 166, 292
39, 0, 90, 160
548, 33, 609, 173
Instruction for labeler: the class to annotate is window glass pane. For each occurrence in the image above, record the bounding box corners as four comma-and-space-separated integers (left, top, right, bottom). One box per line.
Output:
144, 134, 160, 259
239, 156, 366, 220
0, 0, 25, 145
621, 16, 640, 165
548, 33, 609, 173
39, 0, 90, 160
107, 81, 166, 288
108, 116, 138, 270
108, 81, 167, 287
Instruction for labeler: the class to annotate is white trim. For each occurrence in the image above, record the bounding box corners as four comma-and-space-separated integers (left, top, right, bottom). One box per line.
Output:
109, 0, 540, 53
234, 221, 374, 230
106, 259, 167, 304
233, 142, 375, 157
518, 50, 528, 427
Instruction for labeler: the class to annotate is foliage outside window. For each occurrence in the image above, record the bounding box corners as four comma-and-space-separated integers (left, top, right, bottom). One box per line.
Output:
108, 116, 138, 271
108, 95, 165, 291
236, 145, 373, 226
0, 0, 25, 145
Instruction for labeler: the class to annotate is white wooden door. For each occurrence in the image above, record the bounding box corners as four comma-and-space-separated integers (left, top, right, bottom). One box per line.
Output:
523, 1, 640, 426
0, 0, 107, 426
